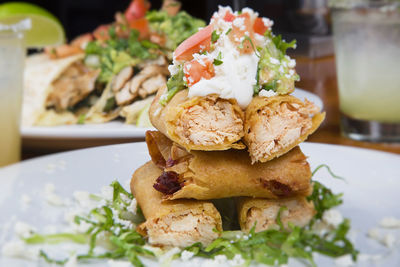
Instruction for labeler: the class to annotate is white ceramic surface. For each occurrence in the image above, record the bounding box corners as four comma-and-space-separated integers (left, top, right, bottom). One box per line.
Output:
21, 88, 323, 140
0, 143, 399, 266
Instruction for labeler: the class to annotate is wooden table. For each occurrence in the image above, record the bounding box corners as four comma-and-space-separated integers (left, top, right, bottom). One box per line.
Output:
22, 56, 400, 160
296, 56, 400, 154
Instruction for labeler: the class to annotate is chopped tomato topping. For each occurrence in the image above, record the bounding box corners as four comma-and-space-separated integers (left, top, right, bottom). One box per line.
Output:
253, 17, 268, 35
124, 0, 150, 22
174, 24, 213, 61
183, 58, 215, 87
223, 10, 235, 22
230, 13, 254, 54
93, 25, 111, 41
128, 17, 150, 39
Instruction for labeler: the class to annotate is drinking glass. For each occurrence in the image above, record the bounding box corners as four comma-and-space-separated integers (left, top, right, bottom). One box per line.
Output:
331, 0, 400, 142
0, 21, 28, 166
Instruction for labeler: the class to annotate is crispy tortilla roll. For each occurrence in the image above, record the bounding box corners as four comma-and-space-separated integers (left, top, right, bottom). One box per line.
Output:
149, 86, 245, 151
237, 197, 315, 233
244, 95, 325, 163
131, 161, 222, 247
146, 131, 312, 200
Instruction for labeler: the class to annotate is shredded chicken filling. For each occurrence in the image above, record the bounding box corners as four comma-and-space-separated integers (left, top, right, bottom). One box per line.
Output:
47, 62, 100, 110
249, 100, 318, 161
245, 199, 313, 232
175, 98, 243, 146
146, 211, 218, 247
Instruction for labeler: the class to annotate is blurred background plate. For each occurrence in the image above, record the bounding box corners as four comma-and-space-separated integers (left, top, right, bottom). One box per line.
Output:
21, 88, 323, 151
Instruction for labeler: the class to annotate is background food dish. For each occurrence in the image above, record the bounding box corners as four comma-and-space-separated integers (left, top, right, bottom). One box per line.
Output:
21, 88, 322, 150
1, 142, 399, 266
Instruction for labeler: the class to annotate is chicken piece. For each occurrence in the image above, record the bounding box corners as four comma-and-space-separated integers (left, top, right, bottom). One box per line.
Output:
138, 74, 166, 99
111, 66, 133, 92
47, 62, 100, 110
245, 96, 323, 163
115, 81, 136, 106
120, 96, 154, 124
239, 197, 315, 233
130, 65, 169, 95
174, 95, 244, 147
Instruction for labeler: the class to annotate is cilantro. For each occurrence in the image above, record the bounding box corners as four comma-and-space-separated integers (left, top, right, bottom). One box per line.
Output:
270, 34, 297, 55
225, 28, 232, 35
211, 30, 220, 43
238, 36, 260, 57
213, 52, 223, 66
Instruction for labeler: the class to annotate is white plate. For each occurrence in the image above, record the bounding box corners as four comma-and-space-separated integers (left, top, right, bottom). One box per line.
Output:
21, 88, 323, 140
0, 142, 399, 267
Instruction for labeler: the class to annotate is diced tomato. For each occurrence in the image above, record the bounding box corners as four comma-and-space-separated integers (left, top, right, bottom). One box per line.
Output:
223, 10, 235, 22
93, 24, 111, 41
253, 17, 268, 35
184, 59, 215, 87
124, 0, 150, 22
174, 24, 213, 61
128, 17, 150, 39
229, 13, 254, 54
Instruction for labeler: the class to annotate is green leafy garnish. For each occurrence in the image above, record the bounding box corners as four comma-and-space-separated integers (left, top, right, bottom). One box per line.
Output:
271, 34, 297, 55
225, 28, 232, 35
211, 30, 220, 43
161, 67, 187, 105
213, 52, 223, 66
26, 165, 357, 267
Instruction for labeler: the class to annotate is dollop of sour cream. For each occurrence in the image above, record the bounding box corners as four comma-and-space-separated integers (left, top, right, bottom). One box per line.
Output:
173, 6, 269, 109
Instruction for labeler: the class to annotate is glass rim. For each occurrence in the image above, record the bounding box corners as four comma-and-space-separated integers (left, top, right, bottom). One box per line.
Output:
329, 0, 400, 10
0, 18, 31, 34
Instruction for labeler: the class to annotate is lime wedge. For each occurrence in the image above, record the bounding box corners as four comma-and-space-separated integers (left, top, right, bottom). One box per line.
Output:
0, 2, 65, 47
136, 103, 153, 128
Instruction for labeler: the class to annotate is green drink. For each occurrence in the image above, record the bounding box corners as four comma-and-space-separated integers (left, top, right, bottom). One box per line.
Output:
332, 1, 400, 141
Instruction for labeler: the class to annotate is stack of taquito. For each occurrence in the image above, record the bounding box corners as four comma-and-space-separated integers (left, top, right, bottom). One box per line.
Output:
130, 87, 324, 248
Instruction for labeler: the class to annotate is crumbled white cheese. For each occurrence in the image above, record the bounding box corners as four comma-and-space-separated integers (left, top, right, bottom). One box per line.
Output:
228, 254, 245, 266
128, 198, 137, 214
107, 259, 132, 267
270, 57, 280, 65
20, 194, 31, 205
180, 250, 195, 261
14, 221, 36, 239
101, 185, 113, 201
1, 240, 39, 260
322, 209, 343, 228
334, 254, 355, 266
382, 234, 396, 249
367, 228, 397, 249
262, 17, 274, 28
233, 17, 245, 28
44, 183, 65, 206
259, 89, 277, 97
379, 217, 400, 229
288, 59, 296, 68
213, 254, 228, 264
159, 247, 181, 264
